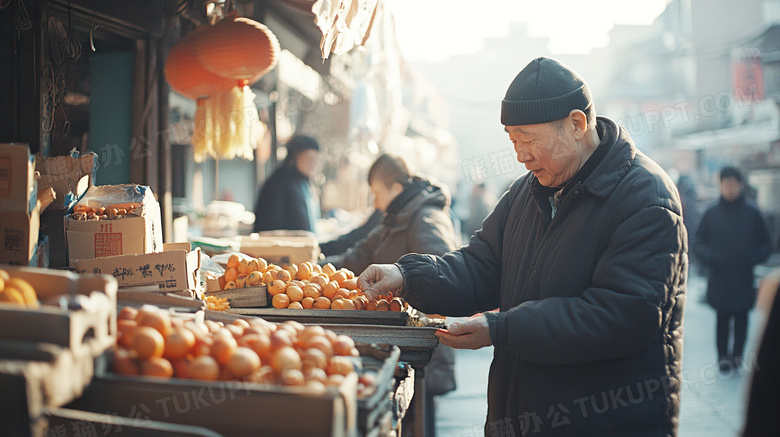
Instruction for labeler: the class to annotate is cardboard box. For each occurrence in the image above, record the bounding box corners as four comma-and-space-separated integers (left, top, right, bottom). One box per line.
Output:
36, 152, 97, 210
0, 186, 55, 266
0, 143, 36, 213
75, 242, 201, 292
235, 233, 320, 266
66, 185, 163, 266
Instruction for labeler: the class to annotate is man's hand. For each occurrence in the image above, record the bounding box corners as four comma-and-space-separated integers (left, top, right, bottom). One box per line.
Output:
358, 264, 404, 301
436, 314, 492, 350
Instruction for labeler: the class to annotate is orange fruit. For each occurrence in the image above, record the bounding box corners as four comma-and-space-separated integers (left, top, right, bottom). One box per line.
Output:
327, 374, 345, 387
322, 263, 337, 277
224, 267, 239, 283
335, 288, 351, 300
286, 285, 304, 302
328, 356, 355, 376
236, 274, 248, 288
270, 329, 294, 350
390, 298, 403, 312
310, 274, 328, 288
301, 348, 328, 373
118, 319, 137, 348
304, 368, 328, 384
330, 271, 348, 286
244, 334, 272, 359
268, 280, 287, 296
312, 264, 323, 275
375, 299, 390, 311
286, 264, 298, 280
227, 347, 261, 378
270, 346, 301, 375
237, 260, 250, 275
333, 335, 355, 356
301, 297, 315, 309
247, 271, 262, 286
322, 281, 339, 300
211, 335, 237, 365
118, 306, 138, 321
342, 269, 355, 279
227, 254, 241, 269
276, 269, 292, 282
6, 278, 37, 306
256, 258, 268, 273
303, 284, 321, 299
306, 336, 333, 357
341, 299, 356, 311
296, 262, 312, 280
272, 293, 291, 309
140, 357, 174, 378
132, 326, 165, 359
233, 319, 250, 330
261, 272, 274, 284
366, 300, 377, 311
341, 277, 359, 290
330, 299, 344, 310
188, 355, 220, 381
137, 310, 172, 337
113, 349, 139, 376
288, 301, 304, 310
248, 259, 260, 273
314, 296, 331, 309
164, 327, 196, 360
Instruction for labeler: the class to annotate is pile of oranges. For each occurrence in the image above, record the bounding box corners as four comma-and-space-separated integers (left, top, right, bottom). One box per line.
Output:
216, 255, 406, 312
114, 304, 361, 391
205, 295, 230, 311
0, 270, 38, 307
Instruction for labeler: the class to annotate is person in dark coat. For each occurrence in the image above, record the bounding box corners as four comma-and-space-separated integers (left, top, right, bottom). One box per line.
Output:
694, 166, 772, 371
253, 135, 321, 233
358, 57, 688, 436
323, 153, 458, 436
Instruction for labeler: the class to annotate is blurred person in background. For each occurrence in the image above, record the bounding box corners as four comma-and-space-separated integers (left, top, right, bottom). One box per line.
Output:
694, 166, 772, 372
323, 153, 458, 436
253, 135, 321, 233
357, 57, 688, 436
319, 208, 384, 257
461, 182, 498, 239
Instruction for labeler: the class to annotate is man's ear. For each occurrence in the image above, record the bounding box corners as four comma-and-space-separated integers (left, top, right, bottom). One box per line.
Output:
568, 110, 588, 140
391, 182, 405, 196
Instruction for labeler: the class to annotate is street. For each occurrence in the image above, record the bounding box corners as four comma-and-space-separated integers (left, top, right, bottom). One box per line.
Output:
435, 273, 768, 436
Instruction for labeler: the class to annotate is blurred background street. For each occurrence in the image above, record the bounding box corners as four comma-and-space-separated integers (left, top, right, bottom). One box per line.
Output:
435, 273, 769, 436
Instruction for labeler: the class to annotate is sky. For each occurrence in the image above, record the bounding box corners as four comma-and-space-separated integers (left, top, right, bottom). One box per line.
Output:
388, 0, 669, 62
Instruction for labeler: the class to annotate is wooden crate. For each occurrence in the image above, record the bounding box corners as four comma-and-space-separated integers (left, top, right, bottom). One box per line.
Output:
205, 285, 267, 308
66, 372, 358, 437
0, 267, 117, 355
0, 341, 106, 437
314, 324, 439, 368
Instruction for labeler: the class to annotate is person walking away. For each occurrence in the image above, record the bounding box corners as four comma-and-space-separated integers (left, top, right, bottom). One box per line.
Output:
253, 135, 321, 233
357, 57, 688, 436
322, 153, 458, 436
461, 182, 498, 239
694, 166, 772, 372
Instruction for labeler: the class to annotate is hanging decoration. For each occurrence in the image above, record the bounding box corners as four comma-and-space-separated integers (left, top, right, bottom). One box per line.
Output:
163, 12, 279, 162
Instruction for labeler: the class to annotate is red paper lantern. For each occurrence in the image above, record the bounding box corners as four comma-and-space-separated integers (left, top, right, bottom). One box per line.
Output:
195, 16, 280, 84
164, 27, 236, 100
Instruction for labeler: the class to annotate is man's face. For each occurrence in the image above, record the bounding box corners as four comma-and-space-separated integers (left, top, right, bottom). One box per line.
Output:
720, 176, 743, 201
369, 180, 403, 212
295, 149, 321, 178
505, 121, 584, 187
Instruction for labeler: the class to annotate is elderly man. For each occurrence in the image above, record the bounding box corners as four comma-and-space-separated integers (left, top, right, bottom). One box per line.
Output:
359, 57, 687, 436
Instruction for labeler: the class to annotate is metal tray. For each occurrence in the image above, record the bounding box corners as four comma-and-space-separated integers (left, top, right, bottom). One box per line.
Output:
227, 307, 410, 326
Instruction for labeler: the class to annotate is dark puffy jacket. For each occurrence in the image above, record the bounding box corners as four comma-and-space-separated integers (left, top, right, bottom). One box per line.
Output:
694, 196, 772, 313
253, 164, 315, 233
398, 117, 687, 436
325, 177, 458, 274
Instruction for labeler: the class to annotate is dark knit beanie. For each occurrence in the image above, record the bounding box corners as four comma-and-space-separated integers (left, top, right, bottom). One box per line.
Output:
501, 57, 593, 126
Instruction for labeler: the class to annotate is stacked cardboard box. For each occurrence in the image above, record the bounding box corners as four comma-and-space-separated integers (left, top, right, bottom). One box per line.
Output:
0, 144, 54, 266
65, 184, 163, 267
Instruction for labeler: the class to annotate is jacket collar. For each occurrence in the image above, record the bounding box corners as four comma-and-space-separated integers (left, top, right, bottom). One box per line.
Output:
579, 116, 636, 199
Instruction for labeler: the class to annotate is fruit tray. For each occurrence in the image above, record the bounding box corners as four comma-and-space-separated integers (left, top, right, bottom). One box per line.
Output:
67, 371, 359, 437
314, 324, 440, 369
0, 266, 117, 355
227, 307, 410, 326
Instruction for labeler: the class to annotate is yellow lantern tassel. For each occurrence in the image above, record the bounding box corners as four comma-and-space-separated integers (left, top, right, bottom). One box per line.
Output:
192, 98, 214, 163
